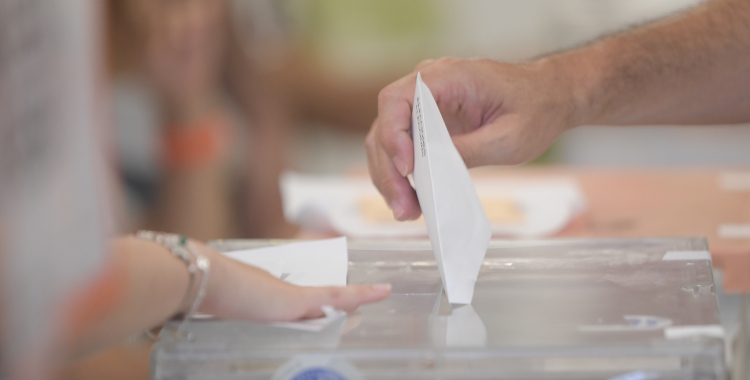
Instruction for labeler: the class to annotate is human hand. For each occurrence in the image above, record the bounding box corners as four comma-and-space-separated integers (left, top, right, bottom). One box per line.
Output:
366, 57, 583, 220
193, 242, 391, 321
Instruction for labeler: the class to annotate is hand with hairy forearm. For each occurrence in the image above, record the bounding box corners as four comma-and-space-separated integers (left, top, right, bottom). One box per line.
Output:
366, 58, 578, 220
366, 0, 750, 221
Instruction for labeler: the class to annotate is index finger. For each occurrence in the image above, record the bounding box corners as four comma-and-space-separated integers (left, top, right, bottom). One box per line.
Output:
376, 73, 418, 177
366, 128, 421, 220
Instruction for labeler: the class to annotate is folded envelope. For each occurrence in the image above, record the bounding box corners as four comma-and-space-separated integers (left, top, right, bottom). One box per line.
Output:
411, 73, 492, 305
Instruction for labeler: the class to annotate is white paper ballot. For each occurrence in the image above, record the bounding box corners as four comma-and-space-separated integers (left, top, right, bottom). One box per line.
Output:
223, 237, 348, 287
412, 73, 492, 305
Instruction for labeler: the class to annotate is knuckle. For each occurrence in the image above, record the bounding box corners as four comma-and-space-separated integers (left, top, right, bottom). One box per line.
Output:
435, 56, 457, 66
377, 85, 396, 105
415, 58, 434, 70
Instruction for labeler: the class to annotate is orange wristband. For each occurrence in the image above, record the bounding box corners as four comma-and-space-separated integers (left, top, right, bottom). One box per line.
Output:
162, 114, 229, 170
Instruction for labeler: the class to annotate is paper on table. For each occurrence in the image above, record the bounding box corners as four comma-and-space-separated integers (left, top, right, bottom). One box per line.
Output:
223, 237, 348, 287
280, 171, 586, 238
411, 73, 492, 305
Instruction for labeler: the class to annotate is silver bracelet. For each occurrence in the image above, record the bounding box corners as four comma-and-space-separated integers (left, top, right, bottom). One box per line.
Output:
182, 241, 210, 335
135, 231, 211, 339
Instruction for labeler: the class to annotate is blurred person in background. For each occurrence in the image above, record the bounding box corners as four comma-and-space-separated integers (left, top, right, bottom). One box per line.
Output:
109, 0, 390, 241
0, 0, 391, 378
367, 0, 750, 221
109, 0, 294, 240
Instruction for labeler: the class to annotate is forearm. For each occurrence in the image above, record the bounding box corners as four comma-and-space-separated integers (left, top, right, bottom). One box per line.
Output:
227, 44, 298, 238
243, 127, 299, 238
62, 234, 390, 362
154, 161, 234, 241
70, 237, 191, 357
152, 105, 235, 241
284, 54, 385, 132
548, 0, 750, 127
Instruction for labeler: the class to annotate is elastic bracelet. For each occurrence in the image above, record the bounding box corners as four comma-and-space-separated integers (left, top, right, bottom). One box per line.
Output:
134, 231, 211, 338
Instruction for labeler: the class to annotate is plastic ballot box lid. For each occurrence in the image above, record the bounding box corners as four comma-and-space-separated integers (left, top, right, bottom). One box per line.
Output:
152, 238, 725, 380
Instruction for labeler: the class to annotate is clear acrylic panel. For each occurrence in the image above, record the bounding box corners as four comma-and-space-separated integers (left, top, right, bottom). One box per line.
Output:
153, 238, 724, 380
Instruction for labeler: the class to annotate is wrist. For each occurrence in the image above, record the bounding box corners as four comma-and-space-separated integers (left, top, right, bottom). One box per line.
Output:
190, 242, 225, 315
535, 50, 602, 129
133, 232, 211, 336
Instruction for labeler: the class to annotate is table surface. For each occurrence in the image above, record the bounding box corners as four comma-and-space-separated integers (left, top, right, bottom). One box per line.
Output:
60, 166, 750, 380
468, 167, 750, 292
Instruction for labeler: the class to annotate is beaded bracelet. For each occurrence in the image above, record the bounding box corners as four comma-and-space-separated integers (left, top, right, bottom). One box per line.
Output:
135, 230, 211, 338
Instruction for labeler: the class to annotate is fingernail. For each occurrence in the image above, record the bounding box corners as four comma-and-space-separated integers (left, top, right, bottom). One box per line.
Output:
393, 157, 409, 177
390, 201, 405, 220
372, 283, 391, 292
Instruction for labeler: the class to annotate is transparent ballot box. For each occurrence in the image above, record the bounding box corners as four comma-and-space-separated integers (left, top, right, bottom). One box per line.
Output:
152, 238, 725, 380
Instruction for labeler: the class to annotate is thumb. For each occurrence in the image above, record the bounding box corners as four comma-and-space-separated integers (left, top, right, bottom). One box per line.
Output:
452, 131, 500, 168
452, 116, 527, 167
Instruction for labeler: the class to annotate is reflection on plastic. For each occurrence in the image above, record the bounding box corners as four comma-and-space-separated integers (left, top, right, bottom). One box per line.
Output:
447, 305, 487, 347
280, 172, 587, 238
431, 304, 487, 347
607, 370, 661, 380
578, 315, 672, 332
